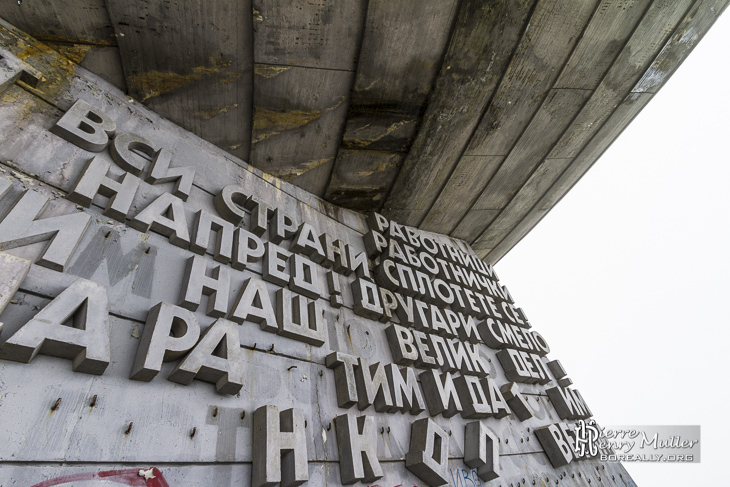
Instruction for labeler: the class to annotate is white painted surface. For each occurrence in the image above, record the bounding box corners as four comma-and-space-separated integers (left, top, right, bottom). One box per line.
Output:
498, 10, 730, 487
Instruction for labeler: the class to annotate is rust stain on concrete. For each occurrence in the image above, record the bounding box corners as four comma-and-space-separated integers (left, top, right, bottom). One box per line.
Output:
345, 119, 412, 148
353, 158, 398, 177
128, 57, 233, 101
197, 103, 239, 120
0, 28, 82, 101
254, 64, 291, 79
221, 72, 244, 84
252, 108, 322, 143
252, 96, 345, 144
275, 157, 333, 181
51, 44, 92, 64
35, 34, 114, 47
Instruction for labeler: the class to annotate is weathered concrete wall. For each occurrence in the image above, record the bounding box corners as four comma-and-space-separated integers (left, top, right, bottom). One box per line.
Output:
0, 31, 634, 487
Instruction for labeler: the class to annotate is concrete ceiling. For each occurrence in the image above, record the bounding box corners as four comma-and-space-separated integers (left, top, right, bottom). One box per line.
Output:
0, 0, 725, 263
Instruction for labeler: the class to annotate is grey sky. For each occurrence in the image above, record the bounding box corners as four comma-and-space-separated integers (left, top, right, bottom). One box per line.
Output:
496, 9, 730, 487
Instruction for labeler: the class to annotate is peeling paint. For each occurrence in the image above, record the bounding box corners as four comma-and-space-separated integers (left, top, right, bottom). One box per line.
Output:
625, 91, 644, 103
9, 169, 36, 186
637, 66, 667, 92
678, 25, 700, 45
0, 28, 77, 100
635, 24, 702, 93
138, 468, 156, 480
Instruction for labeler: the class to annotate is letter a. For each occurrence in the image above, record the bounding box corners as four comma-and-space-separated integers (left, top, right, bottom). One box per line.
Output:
0, 278, 110, 374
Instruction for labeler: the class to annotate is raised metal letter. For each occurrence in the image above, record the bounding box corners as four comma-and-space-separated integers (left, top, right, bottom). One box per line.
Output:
0, 278, 110, 374
130, 302, 201, 381
252, 406, 309, 487
334, 414, 383, 484
405, 418, 450, 487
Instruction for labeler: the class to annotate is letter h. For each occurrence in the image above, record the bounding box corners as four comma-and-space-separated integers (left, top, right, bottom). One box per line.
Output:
252, 406, 309, 487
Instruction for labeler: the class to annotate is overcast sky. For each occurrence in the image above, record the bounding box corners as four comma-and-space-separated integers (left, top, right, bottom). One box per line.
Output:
496, 10, 730, 487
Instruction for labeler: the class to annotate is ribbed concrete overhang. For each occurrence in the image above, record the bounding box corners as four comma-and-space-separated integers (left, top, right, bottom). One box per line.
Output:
0, 0, 726, 263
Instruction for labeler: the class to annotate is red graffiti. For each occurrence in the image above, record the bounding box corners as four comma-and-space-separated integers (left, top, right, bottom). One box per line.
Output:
30, 468, 169, 487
